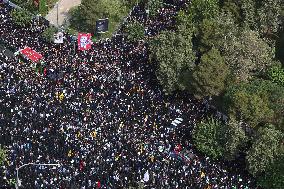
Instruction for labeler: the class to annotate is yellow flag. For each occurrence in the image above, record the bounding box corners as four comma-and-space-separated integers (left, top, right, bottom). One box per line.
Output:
153, 122, 157, 130
59, 93, 64, 101
150, 155, 154, 162
115, 155, 119, 161
91, 131, 96, 138
201, 172, 205, 178
68, 150, 72, 157
76, 131, 81, 138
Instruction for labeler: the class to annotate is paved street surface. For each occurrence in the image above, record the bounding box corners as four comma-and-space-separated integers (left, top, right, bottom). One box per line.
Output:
45, 0, 81, 27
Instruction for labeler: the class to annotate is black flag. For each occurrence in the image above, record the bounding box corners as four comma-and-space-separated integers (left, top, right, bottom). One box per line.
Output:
96, 18, 109, 33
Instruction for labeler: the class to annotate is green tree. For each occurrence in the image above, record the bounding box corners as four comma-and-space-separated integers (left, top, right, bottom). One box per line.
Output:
69, 6, 87, 31
124, 21, 145, 42
235, 80, 284, 130
256, 0, 283, 35
239, 0, 257, 29
0, 145, 7, 166
246, 124, 283, 176
192, 11, 238, 54
122, 0, 138, 9
223, 83, 274, 128
188, 48, 229, 99
10, 8, 32, 27
221, 0, 241, 23
188, 0, 219, 24
149, 28, 196, 93
146, 0, 163, 18
39, 0, 48, 16
223, 120, 248, 160
41, 26, 58, 43
221, 29, 274, 82
193, 117, 225, 160
257, 156, 284, 189
10, 0, 38, 13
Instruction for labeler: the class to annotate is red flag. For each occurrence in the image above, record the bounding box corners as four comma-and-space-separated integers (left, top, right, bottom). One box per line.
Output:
78, 33, 92, 51
174, 144, 182, 154
97, 180, 101, 188
79, 160, 84, 171
43, 68, 47, 76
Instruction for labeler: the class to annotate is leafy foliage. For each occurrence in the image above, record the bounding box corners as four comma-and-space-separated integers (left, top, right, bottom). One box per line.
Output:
10, 0, 38, 13
257, 156, 284, 189
193, 117, 225, 160
221, 29, 274, 82
188, 0, 219, 24
39, 0, 48, 16
122, 0, 138, 9
124, 21, 145, 42
223, 120, 248, 161
255, 0, 283, 35
194, 11, 239, 55
10, 8, 32, 27
70, 0, 128, 38
223, 82, 274, 128
41, 26, 58, 43
188, 48, 229, 99
146, 0, 163, 18
0, 145, 7, 166
246, 125, 283, 176
225, 80, 284, 129
149, 29, 196, 93
267, 64, 284, 86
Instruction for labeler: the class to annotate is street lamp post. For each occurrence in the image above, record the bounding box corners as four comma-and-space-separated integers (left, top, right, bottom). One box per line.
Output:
56, 2, 59, 27
15, 163, 60, 189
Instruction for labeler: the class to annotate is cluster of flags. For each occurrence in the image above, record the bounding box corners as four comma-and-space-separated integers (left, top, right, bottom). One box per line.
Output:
53, 32, 93, 50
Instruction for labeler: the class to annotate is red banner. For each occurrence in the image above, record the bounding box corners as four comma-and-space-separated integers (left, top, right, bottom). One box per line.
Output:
78, 33, 92, 51
20, 47, 42, 62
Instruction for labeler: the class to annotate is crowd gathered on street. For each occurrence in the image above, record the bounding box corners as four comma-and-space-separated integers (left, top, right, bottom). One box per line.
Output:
0, 1, 257, 188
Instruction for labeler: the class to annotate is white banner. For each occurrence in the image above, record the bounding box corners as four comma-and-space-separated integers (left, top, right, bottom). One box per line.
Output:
54, 32, 64, 44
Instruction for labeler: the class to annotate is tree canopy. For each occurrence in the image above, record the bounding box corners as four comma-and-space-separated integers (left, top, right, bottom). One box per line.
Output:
188, 48, 229, 99
10, 8, 32, 27
149, 28, 196, 93
193, 117, 225, 160
246, 125, 283, 176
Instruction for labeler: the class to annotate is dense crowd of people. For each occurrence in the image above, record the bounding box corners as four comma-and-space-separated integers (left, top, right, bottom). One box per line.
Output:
0, 1, 257, 188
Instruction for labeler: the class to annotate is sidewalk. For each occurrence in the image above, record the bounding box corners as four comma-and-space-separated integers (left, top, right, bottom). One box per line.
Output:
45, 0, 81, 27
